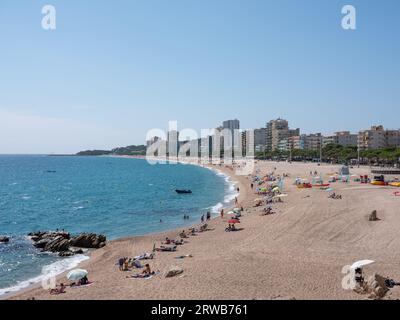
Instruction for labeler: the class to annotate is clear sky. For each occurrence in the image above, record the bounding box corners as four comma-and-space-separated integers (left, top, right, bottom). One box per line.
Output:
0, 0, 399, 154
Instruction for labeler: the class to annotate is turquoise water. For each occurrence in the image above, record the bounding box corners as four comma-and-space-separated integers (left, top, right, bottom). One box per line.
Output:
0, 155, 235, 295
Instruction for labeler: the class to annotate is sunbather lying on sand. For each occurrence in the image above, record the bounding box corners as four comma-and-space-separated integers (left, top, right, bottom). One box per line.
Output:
261, 207, 275, 216
127, 264, 158, 278
155, 245, 177, 252
134, 252, 154, 260
49, 283, 66, 295
163, 238, 184, 245
175, 254, 193, 259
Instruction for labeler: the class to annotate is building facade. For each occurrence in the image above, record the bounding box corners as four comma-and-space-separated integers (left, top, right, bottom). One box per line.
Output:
357, 125, 400, 150
302, 133, 322, 151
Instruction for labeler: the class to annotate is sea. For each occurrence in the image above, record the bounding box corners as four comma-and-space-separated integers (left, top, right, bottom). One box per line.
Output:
0, 155, 237, 296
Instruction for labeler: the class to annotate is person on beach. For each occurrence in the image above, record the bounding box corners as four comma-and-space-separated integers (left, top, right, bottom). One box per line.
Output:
251, 183, 253, 189
123, 258, 129, 271
220, 209, 224, 218
180, 230, 187, 238
143, 264, 154, 276
237, 187, 240, 193
201, 214, 204, 223
235, 197, 238, 205
50, 283, 66, 295
206, 211, 211, 221
118, 257, 124, 271
79, 276, 89, 285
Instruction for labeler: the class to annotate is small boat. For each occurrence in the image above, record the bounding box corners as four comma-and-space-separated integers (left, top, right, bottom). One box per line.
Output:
389, 182, 400, 187
175, 189, 192, 194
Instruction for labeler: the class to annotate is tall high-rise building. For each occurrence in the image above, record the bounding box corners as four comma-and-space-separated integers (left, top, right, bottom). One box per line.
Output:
222, 119, 240, 131
266, 119, 299, 151
167, 130, 179, 157
221, 119, 240, 155
254, 128, 267, 152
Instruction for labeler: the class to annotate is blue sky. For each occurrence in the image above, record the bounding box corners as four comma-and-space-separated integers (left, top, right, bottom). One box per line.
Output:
0, 0, 399, 153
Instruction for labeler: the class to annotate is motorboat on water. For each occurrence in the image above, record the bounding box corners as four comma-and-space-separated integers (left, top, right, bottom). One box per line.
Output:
175, 189, 192, 194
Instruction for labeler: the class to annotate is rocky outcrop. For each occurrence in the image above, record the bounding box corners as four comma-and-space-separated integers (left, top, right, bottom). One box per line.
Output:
69, 233, 106, 249
28, 230, 106, 256
0, 236, 10, 243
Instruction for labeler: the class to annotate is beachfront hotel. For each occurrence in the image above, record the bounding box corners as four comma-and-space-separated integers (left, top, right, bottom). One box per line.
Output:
358, 125, 400, 151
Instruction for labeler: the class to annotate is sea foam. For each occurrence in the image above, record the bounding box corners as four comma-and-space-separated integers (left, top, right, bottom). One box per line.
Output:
0, 254, 89, 296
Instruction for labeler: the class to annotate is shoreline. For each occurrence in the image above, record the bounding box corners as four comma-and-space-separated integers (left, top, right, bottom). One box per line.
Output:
7, 160, 400, 300
2, 158, 244, 300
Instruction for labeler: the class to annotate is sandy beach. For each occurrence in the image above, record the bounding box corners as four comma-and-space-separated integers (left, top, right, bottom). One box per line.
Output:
6, 160, 400, 300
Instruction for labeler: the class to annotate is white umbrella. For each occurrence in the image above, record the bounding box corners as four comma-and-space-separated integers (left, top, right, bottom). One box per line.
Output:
67, 269, 88, 281
350, 260, 375, 270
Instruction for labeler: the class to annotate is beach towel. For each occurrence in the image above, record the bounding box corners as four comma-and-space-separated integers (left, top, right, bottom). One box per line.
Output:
70, 281, 94, 288
128, 271, 160, 280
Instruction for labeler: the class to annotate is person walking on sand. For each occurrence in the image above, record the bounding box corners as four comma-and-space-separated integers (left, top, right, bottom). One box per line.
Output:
250, 183, 253, 189
220, 209, 224, 218
206, 211, 211, 221
118, 257, 124, 271
235, 197, 238, 205
201, 214, 204, 223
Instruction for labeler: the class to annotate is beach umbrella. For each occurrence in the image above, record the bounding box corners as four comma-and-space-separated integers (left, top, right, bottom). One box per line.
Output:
228, 219, 240, 224
67, 269, 88, 281
350, 260, 375, 270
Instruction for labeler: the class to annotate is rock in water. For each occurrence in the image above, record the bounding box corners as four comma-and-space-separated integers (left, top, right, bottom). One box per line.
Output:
28, 230, 106, 255
69, 233, 106, 249
44, 236, 71, 253
0, 236, 10, 243
165, 266, 184, 278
